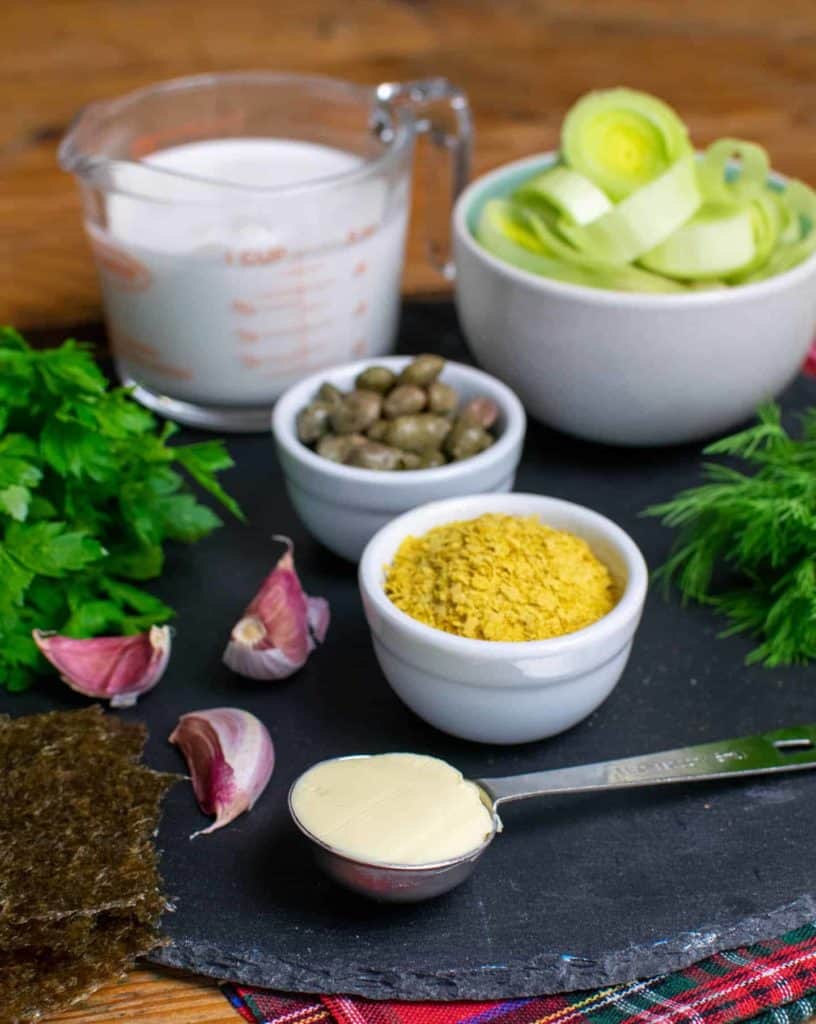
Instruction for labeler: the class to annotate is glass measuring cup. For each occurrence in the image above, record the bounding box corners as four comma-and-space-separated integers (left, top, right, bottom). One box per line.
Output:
59, 73, 471, 431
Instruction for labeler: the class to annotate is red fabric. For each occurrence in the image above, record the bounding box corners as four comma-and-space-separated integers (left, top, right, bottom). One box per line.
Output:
225, 924, 816, 1024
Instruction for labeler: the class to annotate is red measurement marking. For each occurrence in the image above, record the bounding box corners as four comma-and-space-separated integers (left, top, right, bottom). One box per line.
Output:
225, 247, 288, 268
353, 261, 367, 276
231, 300, 257, 315
260, 359, 320, 376
259, 280, 335, 300
109, 326, 193, 381
236, 329, 260, 344
89, 236, 152, 293
257, 300, 324, 315
281, 262, 325, 279
240, 354, 264, 369
247, 319, 333, 342
346, 223, 377, 244
353, 301, 368, 317
351, 339, 367, 357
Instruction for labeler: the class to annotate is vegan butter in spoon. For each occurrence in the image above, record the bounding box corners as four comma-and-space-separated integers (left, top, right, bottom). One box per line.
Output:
290, 753, 494, 866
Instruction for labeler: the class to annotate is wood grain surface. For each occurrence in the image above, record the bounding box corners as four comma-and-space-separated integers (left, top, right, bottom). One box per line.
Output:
2, 0, 814, 1020
44, 969, 237, 1024
4, 0, 816, 329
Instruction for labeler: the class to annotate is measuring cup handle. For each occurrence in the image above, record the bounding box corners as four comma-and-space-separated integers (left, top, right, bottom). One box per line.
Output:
476, 723, 816, 806
376, 78, 472, 280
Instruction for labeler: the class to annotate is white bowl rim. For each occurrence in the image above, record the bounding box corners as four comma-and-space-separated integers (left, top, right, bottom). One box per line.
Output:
358, 492, 649, 660
454, 149, 816, 308
272, 356, 526, 487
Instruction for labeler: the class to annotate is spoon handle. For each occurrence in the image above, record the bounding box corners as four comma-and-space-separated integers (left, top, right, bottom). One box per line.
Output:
476, 724, 816, 807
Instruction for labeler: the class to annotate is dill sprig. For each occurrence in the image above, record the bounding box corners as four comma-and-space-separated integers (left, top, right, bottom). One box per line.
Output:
644, 402, 816, 667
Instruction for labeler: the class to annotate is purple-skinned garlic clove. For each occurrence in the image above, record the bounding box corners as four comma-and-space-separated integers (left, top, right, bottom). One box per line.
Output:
223, 536, 329, 680
32, 625, 171, 707
169, 708, 275, 837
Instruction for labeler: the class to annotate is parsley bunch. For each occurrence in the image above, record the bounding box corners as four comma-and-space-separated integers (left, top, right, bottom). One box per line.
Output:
645, 403, 816, 667
0, 327, 242, 692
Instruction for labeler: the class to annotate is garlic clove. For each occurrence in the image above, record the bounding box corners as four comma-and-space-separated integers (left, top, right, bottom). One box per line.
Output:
307, 596, 330, 645
223, 536, 329, 680
32, 625, 171, 707
169, 708, 274, 837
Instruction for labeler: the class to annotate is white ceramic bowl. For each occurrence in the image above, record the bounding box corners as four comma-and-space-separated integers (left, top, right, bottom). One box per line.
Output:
272, 357, 526, 561
454, 152, 816, 446
359, 493, 648, 744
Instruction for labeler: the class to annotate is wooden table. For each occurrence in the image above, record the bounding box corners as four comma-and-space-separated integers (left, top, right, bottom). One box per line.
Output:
3, 0, 816, 1020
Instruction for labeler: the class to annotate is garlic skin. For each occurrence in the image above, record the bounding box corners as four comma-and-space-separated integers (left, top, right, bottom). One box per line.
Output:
169, 708, 275, 837
32, 625, 171, 707
223, 536, 329, 680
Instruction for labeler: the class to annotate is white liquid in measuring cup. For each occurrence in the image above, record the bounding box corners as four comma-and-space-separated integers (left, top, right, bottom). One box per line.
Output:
91, 139, 409, 406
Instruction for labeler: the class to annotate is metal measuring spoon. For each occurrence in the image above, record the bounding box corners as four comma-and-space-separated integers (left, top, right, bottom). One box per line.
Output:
288, 724, 816, 902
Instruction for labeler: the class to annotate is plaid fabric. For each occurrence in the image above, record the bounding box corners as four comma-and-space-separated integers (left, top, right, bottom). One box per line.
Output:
222, 922, 816, 1024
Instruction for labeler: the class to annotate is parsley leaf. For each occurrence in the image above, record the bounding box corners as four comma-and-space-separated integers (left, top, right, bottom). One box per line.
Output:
5, 522, 105, 576
0, 328, 242, 692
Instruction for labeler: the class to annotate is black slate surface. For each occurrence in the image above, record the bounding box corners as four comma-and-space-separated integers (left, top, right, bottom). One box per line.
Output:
5, 302, 816, 1000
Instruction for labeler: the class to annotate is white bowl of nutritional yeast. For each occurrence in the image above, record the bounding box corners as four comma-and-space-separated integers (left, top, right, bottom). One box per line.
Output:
359, 492, 648, 745
272, 356, 525, 562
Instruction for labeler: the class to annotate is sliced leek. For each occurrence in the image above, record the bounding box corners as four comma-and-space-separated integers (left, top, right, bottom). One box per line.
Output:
560, 155, 701, 264
472, 88, 816, 293
742, 180, 816, 281
562, 88, 692, 201
698, 138, 770, 203
476, 200, 685, 293
639, 203, 756, 279
516, 166, 613, 225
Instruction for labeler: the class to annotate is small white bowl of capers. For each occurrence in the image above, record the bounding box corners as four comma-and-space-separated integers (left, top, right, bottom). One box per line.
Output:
272, 355, 526, 561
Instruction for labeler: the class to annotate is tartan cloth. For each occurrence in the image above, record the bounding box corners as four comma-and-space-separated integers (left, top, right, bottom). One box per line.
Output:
222, 922, 816, 1024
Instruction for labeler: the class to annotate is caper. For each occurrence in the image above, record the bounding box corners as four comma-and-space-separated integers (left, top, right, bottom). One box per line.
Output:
296, 401, 332, 444
385, 413, 452, 454
399, 452, 423, 470
398, 354, 445, 387
329, 389, 383, 434
418, 449, 447, 469
345, 441, 403, 471
445, 421, 494, 461
427, 381, 458, 416
355, 365, 397, 394
383, 384, 426, 419
366, 419, 389, 442
460, 397, 499, 430
316, 433, 366, 463
317, 382, 344, 408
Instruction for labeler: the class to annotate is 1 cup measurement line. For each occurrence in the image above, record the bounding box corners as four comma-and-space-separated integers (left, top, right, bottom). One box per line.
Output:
231, 282, 336, 314
260, 279, 335, 300
280, 262, 327, 279
240, 337, 337, 365
235, 319, 334, 343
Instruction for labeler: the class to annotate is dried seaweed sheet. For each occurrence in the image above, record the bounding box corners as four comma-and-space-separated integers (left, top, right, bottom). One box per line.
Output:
0, 707, 177, 1023
0, 707, 175, 931
0, 913, 157, 1024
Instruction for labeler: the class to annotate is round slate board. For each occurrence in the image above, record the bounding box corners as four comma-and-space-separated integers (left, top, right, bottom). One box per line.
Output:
6, 304, 816, 1000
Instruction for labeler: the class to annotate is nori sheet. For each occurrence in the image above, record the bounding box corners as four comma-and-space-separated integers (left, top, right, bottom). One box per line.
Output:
0, 914, 157, 1024
0, 706, 178, 1023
